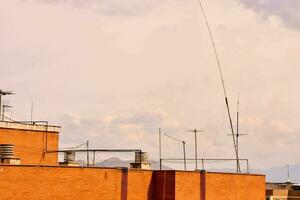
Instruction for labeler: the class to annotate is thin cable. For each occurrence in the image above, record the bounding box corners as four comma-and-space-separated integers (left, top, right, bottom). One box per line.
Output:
196, 0, 240, 172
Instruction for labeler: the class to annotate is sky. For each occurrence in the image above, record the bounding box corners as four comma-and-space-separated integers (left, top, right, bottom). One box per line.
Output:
1, 0, 300, 170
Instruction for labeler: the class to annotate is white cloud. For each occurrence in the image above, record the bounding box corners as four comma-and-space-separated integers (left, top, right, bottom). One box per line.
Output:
23, 0, 167, 16
1, 0, 300, 169
240, 0, 300, 29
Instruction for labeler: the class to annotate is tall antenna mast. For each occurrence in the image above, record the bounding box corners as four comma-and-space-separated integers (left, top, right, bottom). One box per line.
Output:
196, 0, 240, 172
236, 93, 248, 173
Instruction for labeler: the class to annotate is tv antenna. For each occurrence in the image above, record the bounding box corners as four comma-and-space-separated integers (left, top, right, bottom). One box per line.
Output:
227, 93, 248, 173
187, 129, 205, 170
164, 133, 187, 171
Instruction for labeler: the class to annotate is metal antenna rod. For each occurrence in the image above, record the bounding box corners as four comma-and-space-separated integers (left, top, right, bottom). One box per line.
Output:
87, 140, 89, 166
227, 93, 248, 173
196, 0, 240, 172
187, 129, 205, 170
31, 101, 34, 122
164, 133, 187, 171
236, 93, 241, 173
159, 128, 162, 170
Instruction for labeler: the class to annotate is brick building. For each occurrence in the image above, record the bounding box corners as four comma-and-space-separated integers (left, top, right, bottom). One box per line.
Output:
0, 121, 265, 200
266, 182, 300, 200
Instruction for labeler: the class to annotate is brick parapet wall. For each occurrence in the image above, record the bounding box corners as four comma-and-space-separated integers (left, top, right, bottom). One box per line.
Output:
0, 166, 265, 200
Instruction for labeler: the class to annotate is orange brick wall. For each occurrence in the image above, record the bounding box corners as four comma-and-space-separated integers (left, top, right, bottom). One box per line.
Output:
0, 128, 59, 165
127, 170, 154, 200
153, 171, 175, 200
0, 166, 265, 200
0, 165, 122, 200
127, 170, 176, 200
175, 171, 201, 200
205, 172, 265, 200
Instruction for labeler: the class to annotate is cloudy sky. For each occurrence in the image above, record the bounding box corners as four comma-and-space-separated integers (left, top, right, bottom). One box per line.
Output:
1, 0, 300, 170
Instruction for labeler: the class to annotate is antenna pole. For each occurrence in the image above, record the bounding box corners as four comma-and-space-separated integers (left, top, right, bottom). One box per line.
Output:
93, 150, 96, 166
159, 128, 162, 170
196, 1, 240, 172
164, 133, 187, 171
87, 140, 89, 166
236, 92, 240, 173
31, 101, 34, 122
194, 130, 198, 170
187, 129, 204, 171
183, 141, 186, 171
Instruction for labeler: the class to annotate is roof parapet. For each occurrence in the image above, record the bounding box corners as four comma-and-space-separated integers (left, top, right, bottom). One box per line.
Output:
0, 121, 60, 132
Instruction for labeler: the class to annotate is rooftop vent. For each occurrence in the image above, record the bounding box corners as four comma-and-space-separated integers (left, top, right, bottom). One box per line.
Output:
59, 151, 80, 167
130, 151, 151, 170
0, 144, 21, 165
0, 144, 14, 158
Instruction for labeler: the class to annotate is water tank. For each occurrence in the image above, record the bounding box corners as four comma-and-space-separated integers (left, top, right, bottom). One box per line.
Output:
64, 151, 76, 163
135, 151, 148, 163
0, 144, 14, 158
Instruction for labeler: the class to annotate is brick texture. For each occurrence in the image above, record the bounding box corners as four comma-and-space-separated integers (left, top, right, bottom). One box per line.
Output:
127, 170, 154, 200
0, 166, 122, 200
175, 171, 201, 200
0, 128, 58, 165
0, 166, 265, 200
205, 172, 265, 200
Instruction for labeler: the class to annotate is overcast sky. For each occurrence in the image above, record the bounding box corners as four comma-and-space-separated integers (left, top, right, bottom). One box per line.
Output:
1, 0, 300, 170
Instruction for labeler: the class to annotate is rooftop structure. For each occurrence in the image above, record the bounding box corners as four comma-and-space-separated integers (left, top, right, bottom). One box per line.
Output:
0, 119, 266, 200
266, 182, 300, 200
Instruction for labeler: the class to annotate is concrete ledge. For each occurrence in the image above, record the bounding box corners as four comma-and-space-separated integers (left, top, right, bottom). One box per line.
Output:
0, 121, 60, 132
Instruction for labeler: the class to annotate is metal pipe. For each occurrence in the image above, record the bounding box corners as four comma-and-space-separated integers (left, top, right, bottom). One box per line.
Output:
164, 133, 186, 171
87, 140, 89, 166
161, 158, 249, 161
195, 130, 198, 170
93, 150, 96, 166
187, 129, 204, 171
159, 128, 162, 170
46, 149, 142, 153
236, 93, 240, 173
247, 159, 249, 173
183, 141, 186, 171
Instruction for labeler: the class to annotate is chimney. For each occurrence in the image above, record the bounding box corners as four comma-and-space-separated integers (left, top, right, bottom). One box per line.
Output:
130, 151, 151, 170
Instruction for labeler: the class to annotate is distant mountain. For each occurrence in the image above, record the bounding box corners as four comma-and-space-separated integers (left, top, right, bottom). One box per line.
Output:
208, 164, 300, 184
94, 157, 173, 170
253, 163, 300, 183
77, 157, 300, 183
